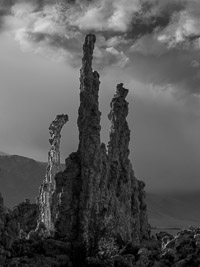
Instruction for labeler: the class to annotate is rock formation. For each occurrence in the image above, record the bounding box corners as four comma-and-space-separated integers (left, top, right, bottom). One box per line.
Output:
52, 34, 102, 247
106, 83, 149, 244
38, 114, 68, 234
37, 33, 149, 255
12, 199, 39, 237
0, 33, 149, 266
0, 33, 199, 267
0, 197, 44, 266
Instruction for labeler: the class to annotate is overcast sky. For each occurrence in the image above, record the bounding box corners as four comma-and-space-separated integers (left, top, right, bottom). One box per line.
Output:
0, 0, 200, 193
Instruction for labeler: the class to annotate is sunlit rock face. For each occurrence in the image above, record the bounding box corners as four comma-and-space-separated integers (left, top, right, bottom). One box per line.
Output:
38, 114, 68, 234
39, 34, 149, 251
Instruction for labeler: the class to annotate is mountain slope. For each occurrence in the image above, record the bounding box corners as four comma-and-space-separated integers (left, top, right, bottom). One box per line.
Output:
0, 154, 47, 207
147, 192, 200, 229
0, 151, 10, 156
0, 154, 67, 208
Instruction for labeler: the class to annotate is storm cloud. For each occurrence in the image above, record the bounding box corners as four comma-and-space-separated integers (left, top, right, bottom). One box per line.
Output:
0, 0, 199, 95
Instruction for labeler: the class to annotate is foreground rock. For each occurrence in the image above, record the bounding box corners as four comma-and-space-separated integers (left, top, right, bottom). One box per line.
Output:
85, 227, 200, 267
157, 227, 200, 266
0, 194, 72, 266
1, 213, 200, 267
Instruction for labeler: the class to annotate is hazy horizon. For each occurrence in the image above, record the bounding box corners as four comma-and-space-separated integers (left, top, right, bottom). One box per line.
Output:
0, 0, 200, 194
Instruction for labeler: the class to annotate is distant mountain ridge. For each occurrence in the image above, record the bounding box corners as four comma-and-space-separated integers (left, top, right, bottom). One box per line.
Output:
0, 153, 199, 229
0, 153, 47, 207
147, 192, 200, 229
0, 151, 10, 156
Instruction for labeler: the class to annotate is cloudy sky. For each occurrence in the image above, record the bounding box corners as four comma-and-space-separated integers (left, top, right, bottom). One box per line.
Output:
0, 0, 200, 193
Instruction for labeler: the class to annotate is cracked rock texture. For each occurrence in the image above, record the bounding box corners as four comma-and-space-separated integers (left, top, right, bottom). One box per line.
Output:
39, 34, 149, 252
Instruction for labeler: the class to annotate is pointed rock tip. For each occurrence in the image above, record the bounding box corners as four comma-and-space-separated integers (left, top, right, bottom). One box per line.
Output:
55, 114, 68, 123
85, 33, 96, 46
116, 83, 129, 99
49, 114, 68, 131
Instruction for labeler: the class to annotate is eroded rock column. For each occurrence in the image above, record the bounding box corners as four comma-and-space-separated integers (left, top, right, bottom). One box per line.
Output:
107, 83, 149, 244
78, 34, 101, 157
52, 35, 102, 248
108, 83, 130, 162
77, 34, 102, 248
38, 114, 68, 234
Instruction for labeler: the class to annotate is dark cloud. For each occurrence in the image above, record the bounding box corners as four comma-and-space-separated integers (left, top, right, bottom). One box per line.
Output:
125, 49, 200, 96
0, 0, 200, 96
126, 0, 185, 40
26, 31, 82, 54
0, 0, 12, 30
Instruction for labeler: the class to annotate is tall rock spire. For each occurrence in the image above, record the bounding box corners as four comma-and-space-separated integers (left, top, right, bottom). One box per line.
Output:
77, 34, 102, 248
108, 83, 130, 162
52, 34, 102, 248
106, 83, 149, 244
78, 34, 101, 155
38, 114, 68, 234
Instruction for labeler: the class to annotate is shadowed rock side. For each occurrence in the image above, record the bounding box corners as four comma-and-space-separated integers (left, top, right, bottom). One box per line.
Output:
106, 83, 149, 244
38, 114, 68, 234
0, 196, 39, 254
49, 34, 149, 253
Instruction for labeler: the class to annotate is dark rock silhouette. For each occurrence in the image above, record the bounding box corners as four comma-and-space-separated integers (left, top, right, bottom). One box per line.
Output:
0, 198, 42, 266
0, 197, 38, 247
37, 34, 149, 256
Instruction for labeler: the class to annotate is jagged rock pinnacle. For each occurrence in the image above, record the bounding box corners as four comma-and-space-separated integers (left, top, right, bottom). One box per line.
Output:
37, 34, 149, 253
78, 34, 101, 154
81, 34, 96, 71
108, 83, 130, 161
46, 114, 68, 187
38, 114, 68, 234
77, 33, 102, 247
83, 34, 96, 60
